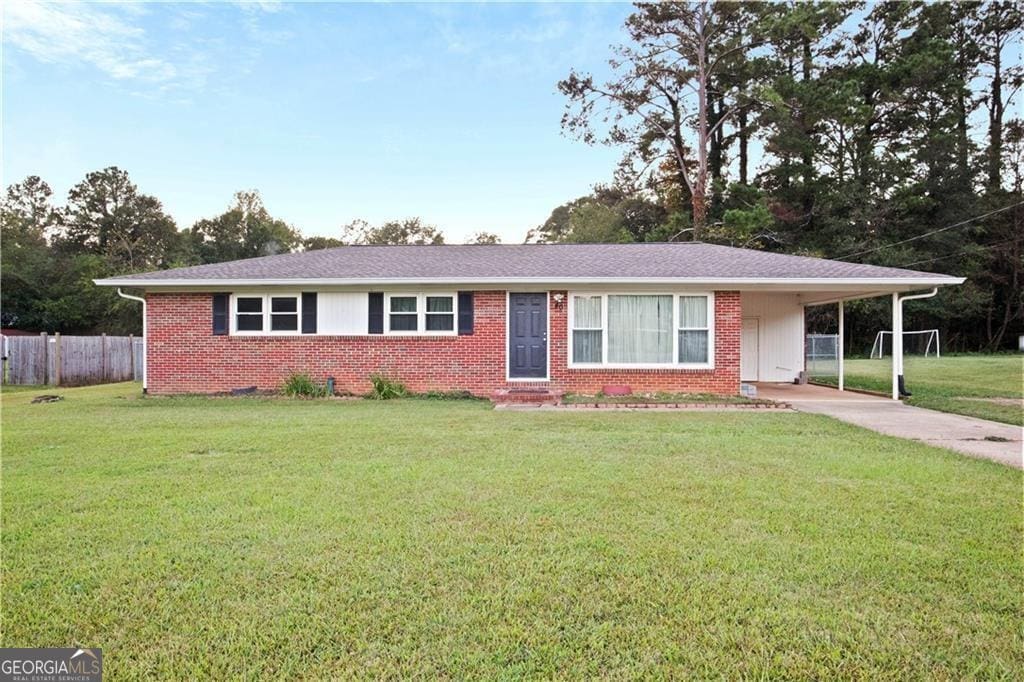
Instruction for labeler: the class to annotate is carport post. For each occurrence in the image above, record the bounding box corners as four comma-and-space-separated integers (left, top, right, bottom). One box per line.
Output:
891, 292, 901, 400
893, 288, 939, 401
838, 300, 844, 392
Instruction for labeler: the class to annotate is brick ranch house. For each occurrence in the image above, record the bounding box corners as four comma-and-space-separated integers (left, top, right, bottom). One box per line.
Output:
95, 243, 963, 398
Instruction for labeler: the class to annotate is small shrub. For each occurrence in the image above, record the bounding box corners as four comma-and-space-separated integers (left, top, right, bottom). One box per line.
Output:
282, 373, 329, 398
368, 373, 407, 400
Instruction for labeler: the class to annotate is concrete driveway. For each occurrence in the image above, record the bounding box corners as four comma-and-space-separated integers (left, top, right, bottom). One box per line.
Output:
755, 383, 1023, 469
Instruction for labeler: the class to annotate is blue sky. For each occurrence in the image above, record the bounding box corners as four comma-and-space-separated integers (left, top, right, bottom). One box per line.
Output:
3, 1, 632, 243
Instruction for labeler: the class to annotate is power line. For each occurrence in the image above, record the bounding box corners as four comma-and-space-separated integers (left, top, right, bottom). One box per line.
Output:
839, 200, 1024, 261
895, 236, 1022, 268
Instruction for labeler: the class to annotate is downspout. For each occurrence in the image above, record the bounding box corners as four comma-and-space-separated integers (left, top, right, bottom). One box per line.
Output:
117, 288, 147, 393
894, 287, 938, 399
838, 299, 844, 391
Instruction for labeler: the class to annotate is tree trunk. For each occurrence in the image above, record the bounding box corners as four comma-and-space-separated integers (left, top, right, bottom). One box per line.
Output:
709, 95, 724, 214
692, 4, 711, 239
987, 39, 1003, 189
692, 188, 708, 238
985, 303, 994, 348
953, 21, 972, 180
856, 87, 876, 187
800, 34, 814, 223
709, 98, 723, 183
738, 107, 749, 185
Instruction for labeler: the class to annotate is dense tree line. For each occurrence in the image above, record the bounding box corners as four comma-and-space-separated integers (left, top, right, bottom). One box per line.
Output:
0, 168, 472, 334
549, 1, 1021, 351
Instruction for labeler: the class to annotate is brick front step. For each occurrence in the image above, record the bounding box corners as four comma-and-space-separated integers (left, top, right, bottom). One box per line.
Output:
491, 388, 564, 405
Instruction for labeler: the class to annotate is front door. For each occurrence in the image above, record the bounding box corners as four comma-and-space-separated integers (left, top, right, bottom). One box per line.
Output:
741, 317, 759, 382
508, 293, 547, 379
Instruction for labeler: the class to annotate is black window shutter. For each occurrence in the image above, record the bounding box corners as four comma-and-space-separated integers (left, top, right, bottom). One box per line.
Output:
301, 292, 317, 334
368, 292, 384, 334
457, 291, 474, 335
212, 293, 229, 336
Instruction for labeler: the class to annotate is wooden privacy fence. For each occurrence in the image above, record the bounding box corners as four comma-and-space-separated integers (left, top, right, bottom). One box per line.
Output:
2, 334, 143, 386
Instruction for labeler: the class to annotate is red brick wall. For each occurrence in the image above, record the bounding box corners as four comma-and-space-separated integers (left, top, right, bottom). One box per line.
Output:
145, 290, 741, 396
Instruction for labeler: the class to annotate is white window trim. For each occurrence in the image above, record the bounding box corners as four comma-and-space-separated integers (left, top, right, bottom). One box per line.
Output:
567, 291, 716, 370
231, 293, 304, 336
384, 292, 457, 336
568, 294, 603, 365
677, 295, 712, 365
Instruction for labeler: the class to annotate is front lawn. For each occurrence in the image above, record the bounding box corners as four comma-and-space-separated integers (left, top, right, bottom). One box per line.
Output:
817, 353, 1023, 425
2, 383, 1021, 678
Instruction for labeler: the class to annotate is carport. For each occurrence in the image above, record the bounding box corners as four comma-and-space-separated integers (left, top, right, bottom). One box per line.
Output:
740, 282, 963, 401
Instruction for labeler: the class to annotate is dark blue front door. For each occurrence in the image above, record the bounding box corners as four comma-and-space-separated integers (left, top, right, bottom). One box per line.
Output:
508, 293, 547, 378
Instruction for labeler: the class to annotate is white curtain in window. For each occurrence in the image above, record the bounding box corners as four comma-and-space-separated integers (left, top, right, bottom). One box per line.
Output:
426, 296, 452, 312
607, 295, 673, 363
678, 296, 707, 327
390, 297, 416, 313
573, 331, 601, 363
573, 296, 602, 328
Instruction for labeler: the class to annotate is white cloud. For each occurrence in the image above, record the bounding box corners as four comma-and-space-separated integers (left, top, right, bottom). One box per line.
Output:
1, 1, 292, 95
2, 1, 177, 83
3, 2, 605, 95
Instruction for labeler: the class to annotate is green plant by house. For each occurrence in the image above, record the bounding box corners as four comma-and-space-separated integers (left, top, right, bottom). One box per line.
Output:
368, 373, 407, 400
281, 372, 329, 398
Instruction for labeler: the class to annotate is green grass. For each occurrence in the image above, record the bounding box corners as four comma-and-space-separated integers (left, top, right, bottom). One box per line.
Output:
2, 383, 1021, 679
816, 354, 1023, 425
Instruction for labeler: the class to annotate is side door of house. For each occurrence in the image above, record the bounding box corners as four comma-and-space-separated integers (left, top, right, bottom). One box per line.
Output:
741, 317, 759, 382
508, 293, 547, 379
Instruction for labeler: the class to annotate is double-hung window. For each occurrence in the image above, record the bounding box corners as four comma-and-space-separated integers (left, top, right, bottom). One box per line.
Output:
389, 296, 418, 331
677, 296, 709, 363
569, 293, 713, 367
425, 296, 455, 331
385, 293, 456, 335
571, 295, 603, 364
235, 296, 264, 331
233, 294, 300, 334
270, 296, 299, 332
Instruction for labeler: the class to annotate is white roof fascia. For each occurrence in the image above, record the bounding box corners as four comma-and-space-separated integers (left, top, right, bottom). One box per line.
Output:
94, 276, 966, 288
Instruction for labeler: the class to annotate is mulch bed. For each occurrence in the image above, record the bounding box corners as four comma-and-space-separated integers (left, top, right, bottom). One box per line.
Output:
556, 401, 791, 410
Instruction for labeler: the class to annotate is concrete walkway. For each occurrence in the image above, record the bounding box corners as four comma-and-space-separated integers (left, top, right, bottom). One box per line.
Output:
755, 383, 1022, 469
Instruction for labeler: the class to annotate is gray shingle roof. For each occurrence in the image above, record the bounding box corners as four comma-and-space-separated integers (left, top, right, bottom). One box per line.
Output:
96, 242, 962, 285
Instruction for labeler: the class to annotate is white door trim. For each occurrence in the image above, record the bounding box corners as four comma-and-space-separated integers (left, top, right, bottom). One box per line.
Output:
741, 316, 760, 382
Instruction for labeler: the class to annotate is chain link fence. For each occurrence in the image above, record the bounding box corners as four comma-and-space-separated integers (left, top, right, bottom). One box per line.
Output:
805, 334, 839, 380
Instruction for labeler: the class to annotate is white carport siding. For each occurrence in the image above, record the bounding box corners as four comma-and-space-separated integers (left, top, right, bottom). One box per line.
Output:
739, 292, 805, 383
